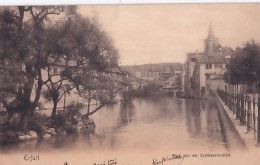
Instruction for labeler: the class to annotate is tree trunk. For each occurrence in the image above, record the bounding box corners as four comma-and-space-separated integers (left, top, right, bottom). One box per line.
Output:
63, 92, 66, 111
83, 104, 104, 119
51, 101, 58, 117
20, 108, 34, 132
87, 98, 91, 115
87, 90, 91, 115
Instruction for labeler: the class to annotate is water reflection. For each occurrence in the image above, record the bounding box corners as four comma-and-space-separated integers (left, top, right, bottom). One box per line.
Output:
185, 99, 223, 146
119, 100, 134, 126
0, 96, 226, 153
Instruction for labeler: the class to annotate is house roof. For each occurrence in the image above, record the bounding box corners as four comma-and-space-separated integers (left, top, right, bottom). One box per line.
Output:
186, 52, 204, 62
48, 56, 78, 67
104, 66, 129, 76
195, 55, 226, 64
116, 67, 130, 76
186, 52, 204, 58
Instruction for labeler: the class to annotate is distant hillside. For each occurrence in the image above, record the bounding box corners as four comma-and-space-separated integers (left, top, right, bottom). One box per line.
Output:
121, 62, 183, 75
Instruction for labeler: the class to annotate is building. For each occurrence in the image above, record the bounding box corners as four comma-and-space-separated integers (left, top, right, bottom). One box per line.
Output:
122, 63, 184, 95
184, 52, 203, 96
184, 23, 233, 97
30, 56, 129, 113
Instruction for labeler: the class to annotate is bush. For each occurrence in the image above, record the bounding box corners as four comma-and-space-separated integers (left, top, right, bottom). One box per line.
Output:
33, 112, 51, 126
50, 103, 84, 132
51, 111, 67, 128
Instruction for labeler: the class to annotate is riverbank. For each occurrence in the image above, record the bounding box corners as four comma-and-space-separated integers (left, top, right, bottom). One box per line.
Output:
0, 112, 96, 145
215, 94, 258, 150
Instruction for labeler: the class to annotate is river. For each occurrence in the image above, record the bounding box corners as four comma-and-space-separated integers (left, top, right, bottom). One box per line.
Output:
0, 96, 227, 154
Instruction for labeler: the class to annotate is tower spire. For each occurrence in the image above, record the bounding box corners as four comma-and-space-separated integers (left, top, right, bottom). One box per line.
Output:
204, 22, 220, 56
208, 22, 215, 39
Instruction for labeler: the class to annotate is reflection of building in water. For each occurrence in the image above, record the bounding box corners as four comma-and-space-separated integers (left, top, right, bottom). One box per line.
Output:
185, 99, 198, 135
185, 100, 202, 136
206, 102, 222, 140
175, 99, 184, 118
185, 99, 223, 144
192, 100, 202, 135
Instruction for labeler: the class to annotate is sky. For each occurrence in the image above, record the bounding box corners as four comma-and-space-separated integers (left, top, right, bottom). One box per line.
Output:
78, 4, 260, 65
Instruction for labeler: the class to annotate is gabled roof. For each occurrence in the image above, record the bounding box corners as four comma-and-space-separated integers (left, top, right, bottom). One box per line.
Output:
116, 67, 130, 76
104, 66, 129, 76
186, 52, 204, 62
195, 55, 226, 64
186, 52, 204, 57
47, 56, 78, 67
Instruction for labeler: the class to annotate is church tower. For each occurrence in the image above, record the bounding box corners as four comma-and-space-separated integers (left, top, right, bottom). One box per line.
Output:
204, 23, 221, 56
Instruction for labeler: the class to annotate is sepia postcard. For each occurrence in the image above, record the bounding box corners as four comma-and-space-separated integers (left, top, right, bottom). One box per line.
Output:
0, 2, 260, 165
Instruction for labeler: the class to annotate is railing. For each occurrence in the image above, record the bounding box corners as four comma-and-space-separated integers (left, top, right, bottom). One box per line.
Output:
217, 89, 259, 144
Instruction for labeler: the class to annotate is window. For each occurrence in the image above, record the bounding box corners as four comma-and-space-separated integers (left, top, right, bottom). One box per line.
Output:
206, 75, 210, 80
206, 64, 212, 69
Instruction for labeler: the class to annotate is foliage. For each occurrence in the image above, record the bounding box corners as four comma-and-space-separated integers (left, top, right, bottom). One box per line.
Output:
43, 13, 120, 117
190, 63, 200, 96
225, 40, 260, 87
33, 112, 51, 126
0, 6, 75, 130
133, 81, 162, 96
51, 102, 83, 128
0, 6, 123, 130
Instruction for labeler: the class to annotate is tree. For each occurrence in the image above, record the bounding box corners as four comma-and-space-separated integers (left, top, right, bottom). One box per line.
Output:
225, 40, 260, 86
0, 6, 75, 131
190, 63, 200, 96
225, 40, 260, 143
0, 6, 124, 134
42, 14, 121, 118
42, 64, 76, 117
78, 70, 117, 117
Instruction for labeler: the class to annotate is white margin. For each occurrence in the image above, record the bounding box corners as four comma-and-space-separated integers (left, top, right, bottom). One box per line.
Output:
0, 0, 259, 6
